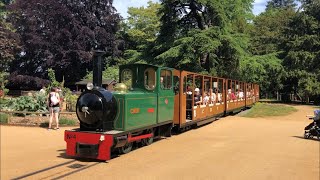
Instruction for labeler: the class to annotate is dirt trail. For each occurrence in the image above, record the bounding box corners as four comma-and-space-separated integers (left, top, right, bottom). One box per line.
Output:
1, 105, 319, 180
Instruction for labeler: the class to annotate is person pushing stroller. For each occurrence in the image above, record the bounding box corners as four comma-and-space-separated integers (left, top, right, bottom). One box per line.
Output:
304, 109, 320, 139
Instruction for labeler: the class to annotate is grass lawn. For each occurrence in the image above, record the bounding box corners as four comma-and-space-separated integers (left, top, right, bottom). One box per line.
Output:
313, 106, 320, 109
241, 103, 298, 118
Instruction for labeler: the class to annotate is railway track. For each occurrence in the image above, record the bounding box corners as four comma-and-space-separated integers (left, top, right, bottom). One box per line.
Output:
12, 160, 101, 180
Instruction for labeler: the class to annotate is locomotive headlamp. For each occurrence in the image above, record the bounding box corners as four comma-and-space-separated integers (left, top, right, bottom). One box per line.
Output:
86, 83, 94, 90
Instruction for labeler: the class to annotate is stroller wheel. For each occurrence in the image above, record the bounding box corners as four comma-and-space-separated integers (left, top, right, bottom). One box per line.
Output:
304, 132, 310, 139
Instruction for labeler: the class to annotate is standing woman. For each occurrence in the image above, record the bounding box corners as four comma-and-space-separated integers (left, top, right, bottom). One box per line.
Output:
47, 87, 60, 130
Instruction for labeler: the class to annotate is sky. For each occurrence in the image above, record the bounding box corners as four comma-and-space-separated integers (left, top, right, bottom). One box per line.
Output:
113, 0, 268, 19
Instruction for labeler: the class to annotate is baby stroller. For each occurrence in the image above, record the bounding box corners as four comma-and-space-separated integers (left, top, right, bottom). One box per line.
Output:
304, 109, 320, 139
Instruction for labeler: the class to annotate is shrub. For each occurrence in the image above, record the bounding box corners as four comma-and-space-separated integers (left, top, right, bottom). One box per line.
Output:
0, 113, 8, 124
65, 94, 78, 111
0, 98, 9, 109
60, 117, 77, 126
0, 72, 9, 98
9, 93, 47, 112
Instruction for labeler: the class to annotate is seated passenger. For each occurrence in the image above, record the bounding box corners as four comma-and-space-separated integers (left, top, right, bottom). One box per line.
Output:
186, 86, 192, 95
230, 89, 237, 101
194, 88, 202, 106
203, 92, 209, 105
227, 89, 232, 101
239, 89, 244, 100
210, 88, 217, 105
217, 89, 222, 103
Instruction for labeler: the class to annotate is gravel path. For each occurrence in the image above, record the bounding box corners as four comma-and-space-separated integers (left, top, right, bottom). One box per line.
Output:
1, 105, 319, 180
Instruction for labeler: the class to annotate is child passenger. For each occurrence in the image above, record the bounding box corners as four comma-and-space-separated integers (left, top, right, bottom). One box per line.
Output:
210, 88, 216, 105
239, 89, 244, 100
203, 91, 209, 105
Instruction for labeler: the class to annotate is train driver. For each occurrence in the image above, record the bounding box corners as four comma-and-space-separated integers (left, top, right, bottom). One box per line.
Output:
160, 77, 164, 89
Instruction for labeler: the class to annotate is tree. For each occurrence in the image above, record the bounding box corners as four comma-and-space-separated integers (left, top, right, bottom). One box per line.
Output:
249, 9, 296, 55
240, 53, 285, 97
280, 0, 320, 100
0, 1, 20, 72
1, 0, 14, 5
248, 4, 296, 97
8, 0, 121, 89
154, 0, 254, 78
119, 1, 161, 64
0, 71, 9, 97
84, 64, 119, 82
265, 0, 297, 11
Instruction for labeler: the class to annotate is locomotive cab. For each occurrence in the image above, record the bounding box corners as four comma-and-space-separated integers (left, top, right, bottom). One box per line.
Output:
115, 64, 175, 131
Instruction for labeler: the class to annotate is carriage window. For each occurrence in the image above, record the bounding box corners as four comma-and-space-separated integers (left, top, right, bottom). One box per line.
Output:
185, 74, 193, 93
204, 77, 210, 93
218, 79, 223, 103
121, 69, 132, 89
160, 70, 172, 89
144, 68, 156, 90
173, 76, 180, 94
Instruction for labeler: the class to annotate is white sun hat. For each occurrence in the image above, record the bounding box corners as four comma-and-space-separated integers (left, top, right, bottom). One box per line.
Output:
195, 88, 200, 92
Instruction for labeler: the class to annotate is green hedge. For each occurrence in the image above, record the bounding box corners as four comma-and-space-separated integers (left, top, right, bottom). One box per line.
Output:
0, 113, 8, 124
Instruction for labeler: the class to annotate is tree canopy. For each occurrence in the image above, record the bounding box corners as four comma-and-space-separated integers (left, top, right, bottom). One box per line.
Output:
7, 0, 121, 88
153, 0, 254, 78
1, 0, 320, 102
118, 1, 161, 64
0, 1, 20, 72
280, 0, 320, 97
265, 0, 297, 11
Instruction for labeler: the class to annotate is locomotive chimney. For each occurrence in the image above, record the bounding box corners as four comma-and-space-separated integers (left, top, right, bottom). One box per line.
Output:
92, 50, 106, 87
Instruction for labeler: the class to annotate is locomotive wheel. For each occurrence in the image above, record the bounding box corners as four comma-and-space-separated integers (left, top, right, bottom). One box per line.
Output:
142, 130, 154, 146
119, 142, 133, 154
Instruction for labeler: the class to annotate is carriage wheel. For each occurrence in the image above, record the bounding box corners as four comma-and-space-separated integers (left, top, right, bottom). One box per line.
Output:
119, 142, 133, 154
